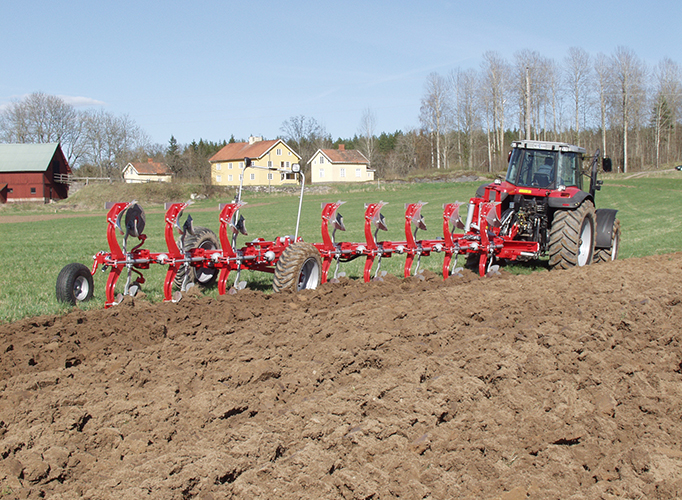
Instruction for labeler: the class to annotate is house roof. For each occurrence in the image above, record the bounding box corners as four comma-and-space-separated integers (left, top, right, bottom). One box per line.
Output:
0, 143, 66, 173
314, 148, 368, 165
209, 139, 301, 163
125, 159, 171, 175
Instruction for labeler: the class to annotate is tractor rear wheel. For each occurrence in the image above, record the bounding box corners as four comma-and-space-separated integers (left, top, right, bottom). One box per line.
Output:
56, 263, 94, 305
594, 219, 621, 263
174, 226, 219, 290
273, 242, 322, 292
548, 201, 596, 270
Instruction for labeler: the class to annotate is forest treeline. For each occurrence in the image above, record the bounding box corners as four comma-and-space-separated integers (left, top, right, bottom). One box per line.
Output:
2, 46, 680, 181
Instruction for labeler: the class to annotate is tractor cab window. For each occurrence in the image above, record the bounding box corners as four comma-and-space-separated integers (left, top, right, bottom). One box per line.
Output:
556, 152, 582, 189
506, 149, 557, 188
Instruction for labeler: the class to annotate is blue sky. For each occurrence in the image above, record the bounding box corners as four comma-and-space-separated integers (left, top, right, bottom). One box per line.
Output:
2, 0, 679, 146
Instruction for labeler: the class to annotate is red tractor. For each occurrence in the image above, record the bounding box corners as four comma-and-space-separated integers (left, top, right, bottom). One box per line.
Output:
453, 140, 620, 275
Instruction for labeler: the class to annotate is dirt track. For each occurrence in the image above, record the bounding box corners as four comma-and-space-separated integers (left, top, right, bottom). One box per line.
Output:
2, 254, 682, 499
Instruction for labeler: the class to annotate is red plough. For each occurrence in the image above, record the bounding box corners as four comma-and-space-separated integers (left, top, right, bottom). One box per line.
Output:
57, 141, 619, 307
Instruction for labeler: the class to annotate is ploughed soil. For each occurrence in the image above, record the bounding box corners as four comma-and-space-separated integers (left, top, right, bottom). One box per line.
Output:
2, 254, 682, 499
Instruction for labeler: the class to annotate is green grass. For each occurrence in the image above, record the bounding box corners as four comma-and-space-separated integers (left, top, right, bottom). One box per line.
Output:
2, 173, 682, 323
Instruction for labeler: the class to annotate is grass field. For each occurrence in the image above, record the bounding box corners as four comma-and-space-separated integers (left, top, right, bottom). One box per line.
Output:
2, 173, 681, 323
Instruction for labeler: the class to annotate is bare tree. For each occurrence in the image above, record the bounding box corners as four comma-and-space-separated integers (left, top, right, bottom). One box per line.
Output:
514, 50, 545, 140
358, 108, 376, 168
564, 47, 592, 145
652, 58, 682, 167
480, 51, 509, 168
450, 69, 480, 170
610, 46, 647, 173
81, 109, 147, 177
0, 92, 84, 165
419, 72, 452, 169
594, 53, 611, 156
541, 57, 561, 141
280, 115, 331, 172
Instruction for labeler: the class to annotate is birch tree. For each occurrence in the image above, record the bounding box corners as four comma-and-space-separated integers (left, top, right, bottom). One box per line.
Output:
480, 51, 509, 167
419, 72, 452, 169
358, 107, 377, 169
651, 58, 682, 167
594, 53, 611, 156
565, 47, 592, 145
610, 46, 647, 173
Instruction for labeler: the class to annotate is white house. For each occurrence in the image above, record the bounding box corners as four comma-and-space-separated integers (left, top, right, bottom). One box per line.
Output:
122, 159, 172, 183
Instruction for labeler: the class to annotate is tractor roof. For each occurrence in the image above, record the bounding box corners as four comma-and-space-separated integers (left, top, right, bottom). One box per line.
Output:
511, 140, 586, 155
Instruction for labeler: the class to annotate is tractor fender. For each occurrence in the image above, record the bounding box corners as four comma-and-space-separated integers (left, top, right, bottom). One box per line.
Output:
595, 209, 619, 249
547, 190, 592, 209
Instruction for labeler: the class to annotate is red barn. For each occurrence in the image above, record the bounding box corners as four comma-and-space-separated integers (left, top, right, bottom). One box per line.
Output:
0, 143, 72, 203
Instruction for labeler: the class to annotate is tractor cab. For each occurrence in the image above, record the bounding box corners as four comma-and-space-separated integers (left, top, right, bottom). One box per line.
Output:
505, 141, 585, 191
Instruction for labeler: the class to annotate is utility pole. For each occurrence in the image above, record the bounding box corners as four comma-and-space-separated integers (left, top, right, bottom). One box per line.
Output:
525, 67, 531, 140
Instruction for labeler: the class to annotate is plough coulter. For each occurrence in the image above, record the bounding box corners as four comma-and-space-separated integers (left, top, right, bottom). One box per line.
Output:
56, 140, 620, 307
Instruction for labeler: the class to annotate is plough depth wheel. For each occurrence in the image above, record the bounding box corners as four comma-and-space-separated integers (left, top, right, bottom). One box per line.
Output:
594, 218, 621, 263
56, 263, 94, 305
174, 226, 220, 289
273, 242, 322, 292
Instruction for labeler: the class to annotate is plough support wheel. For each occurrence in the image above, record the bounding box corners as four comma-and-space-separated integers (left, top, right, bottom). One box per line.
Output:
174, 226, 220, 289
273, 242, 322, 292
56, 263, 94, 305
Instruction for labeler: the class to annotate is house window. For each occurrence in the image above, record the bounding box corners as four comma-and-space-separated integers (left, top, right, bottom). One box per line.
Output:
228, 163, 233, 169
216, 164, 221, 171
276, 148, 282, 156
356, 168, 361, 178
216, 175, 222, 182
250, 173, 255, 180
30, 187, 37, 194
268, 160, 273, 168
239, 162, 244, 169
228, 174, 233, 181
340, 168, 346, 178
319, 169, 325, 178
319, 156, 324, 164
267, 173, 273, 180
288, 151, 292, 156
285, 161, 290, 168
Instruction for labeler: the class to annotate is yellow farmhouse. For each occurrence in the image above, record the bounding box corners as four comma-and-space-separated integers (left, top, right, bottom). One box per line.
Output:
309, 145, 374, 183
209, 136, 301, 187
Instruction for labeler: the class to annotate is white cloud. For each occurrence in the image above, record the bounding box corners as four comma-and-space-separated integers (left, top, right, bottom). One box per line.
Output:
57, 95, 106, 107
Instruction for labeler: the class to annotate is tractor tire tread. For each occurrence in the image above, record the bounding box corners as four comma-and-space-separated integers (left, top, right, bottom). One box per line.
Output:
548, 201, 596, 270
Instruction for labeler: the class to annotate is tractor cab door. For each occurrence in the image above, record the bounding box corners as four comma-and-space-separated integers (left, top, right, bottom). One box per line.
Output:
506, 149, 557, 188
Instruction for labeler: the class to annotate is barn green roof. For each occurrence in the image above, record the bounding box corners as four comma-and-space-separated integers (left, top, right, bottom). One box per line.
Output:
0, 143, 62, 172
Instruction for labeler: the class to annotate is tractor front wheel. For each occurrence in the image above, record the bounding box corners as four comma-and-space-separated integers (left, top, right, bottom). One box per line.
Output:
273, 242, 322, 292
56, 263, 94, 305
594, 219, 621, 263
548, 201, 596, 270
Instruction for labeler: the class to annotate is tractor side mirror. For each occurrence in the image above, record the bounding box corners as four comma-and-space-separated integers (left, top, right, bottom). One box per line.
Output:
602, 157, 612, 173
